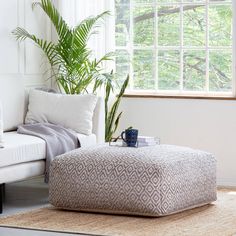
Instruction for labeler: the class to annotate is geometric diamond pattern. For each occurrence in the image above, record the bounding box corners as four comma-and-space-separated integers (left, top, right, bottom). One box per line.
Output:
49, 145, 217, 217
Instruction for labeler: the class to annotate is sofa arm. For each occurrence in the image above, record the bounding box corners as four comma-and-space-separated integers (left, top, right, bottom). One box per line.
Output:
0, 101, 3, 143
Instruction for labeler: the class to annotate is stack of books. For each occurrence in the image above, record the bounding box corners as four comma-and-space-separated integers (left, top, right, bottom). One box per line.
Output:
137, 136, 160, 147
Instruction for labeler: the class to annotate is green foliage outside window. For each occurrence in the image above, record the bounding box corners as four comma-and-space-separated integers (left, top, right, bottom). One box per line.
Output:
115, 0, 233, 93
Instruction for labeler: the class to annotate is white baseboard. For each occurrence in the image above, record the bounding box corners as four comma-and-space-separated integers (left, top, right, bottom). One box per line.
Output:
217, 178, 236, 188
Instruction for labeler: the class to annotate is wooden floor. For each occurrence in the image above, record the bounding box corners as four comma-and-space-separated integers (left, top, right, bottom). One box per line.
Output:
0, 178, 83, 236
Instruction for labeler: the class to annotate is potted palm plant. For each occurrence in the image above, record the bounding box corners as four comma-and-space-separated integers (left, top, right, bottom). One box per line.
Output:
12, 0, 129, 141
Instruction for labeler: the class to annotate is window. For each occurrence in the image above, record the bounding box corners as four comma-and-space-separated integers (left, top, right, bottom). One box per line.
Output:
115, 0, 235, 96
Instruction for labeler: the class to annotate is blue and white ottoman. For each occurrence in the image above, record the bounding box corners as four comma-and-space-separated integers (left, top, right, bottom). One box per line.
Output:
49, 145, 217, 216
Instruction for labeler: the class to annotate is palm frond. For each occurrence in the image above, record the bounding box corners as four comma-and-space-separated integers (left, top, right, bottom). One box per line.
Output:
95, 52, 114, 67
73, 11, 110, 47
34, 0, 70, 39
12, 27, 58, 67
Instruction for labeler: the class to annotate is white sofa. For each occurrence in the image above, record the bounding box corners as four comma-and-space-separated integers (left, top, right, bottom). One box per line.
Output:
0, 78, 105, 213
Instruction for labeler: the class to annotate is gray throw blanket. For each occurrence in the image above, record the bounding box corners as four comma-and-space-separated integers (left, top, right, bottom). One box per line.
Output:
17, 123, 80, 183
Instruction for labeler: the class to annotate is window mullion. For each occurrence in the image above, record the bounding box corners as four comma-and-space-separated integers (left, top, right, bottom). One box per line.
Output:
180, 1, 184, 92
206, 0, 210, 93
129, 0, 134, 90
155, 3, 158, 91
232, 0, 236, 96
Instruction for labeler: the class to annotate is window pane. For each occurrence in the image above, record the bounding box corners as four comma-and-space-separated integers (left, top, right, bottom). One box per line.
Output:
209, 50, 232, 92
183, 50, 206, 91
158, 6, 180, 46
158, 50, 180, 90
116, 50, 130, 85
133, 7, 155, 46
133, 50, 155, 90
183, 5, 206, 46
116, 4, 130, 47
209, 5, 232, 46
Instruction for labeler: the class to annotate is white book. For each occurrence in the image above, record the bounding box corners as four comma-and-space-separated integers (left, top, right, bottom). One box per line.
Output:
139, 141, 156, 145
139, 138, 160, 146
138, 136, 155, 142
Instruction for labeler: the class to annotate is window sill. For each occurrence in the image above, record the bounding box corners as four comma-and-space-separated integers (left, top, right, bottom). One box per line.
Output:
123, 93, 236, 100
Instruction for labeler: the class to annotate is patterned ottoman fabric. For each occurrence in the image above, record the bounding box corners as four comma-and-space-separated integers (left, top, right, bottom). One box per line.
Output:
49, 145, 217, 217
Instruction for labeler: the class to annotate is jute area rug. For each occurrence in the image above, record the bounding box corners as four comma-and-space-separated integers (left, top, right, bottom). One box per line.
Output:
0, 189, 236, 236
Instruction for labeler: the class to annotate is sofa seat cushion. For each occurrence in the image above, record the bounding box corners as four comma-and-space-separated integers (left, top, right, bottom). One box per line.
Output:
0, 132, 46, 168
0, 132, 97, 169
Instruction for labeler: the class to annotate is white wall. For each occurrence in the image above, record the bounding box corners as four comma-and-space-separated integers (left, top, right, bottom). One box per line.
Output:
119, 98, 236, 187
0, 0, 50, 88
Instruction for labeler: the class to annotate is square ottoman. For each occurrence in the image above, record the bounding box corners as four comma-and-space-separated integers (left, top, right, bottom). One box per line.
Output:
49, 145, 217, 216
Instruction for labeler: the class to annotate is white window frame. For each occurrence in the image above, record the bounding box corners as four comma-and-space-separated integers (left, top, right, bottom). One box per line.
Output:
115, 0, 236, 97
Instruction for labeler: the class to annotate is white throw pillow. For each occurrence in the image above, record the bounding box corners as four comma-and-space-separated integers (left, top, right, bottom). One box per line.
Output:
25, 90, 98, 135
0, 101, 3, 143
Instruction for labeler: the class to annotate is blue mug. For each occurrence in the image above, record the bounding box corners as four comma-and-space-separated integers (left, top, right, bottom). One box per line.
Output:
121, 129, 138, 147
